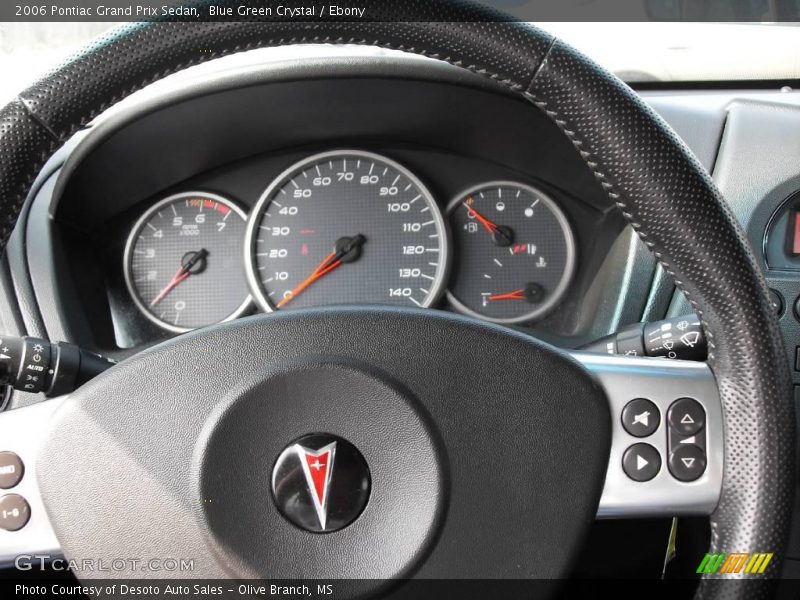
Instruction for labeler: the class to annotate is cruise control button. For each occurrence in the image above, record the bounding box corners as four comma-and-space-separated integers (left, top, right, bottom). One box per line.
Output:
0, 494, 30, 531
668, 445, 707, 482
622, 443, 661, 482
621, 398, 660, 437
668, 397, 705, 436
0, 452, 23, 489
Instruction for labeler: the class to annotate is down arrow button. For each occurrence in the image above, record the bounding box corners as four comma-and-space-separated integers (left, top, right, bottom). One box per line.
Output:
668, 445, 707, 482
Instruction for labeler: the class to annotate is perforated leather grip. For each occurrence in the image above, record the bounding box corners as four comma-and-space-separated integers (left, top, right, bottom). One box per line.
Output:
0, 2, 793, 595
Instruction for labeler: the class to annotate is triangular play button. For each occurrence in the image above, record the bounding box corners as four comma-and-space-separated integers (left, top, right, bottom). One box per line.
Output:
681, 457, 696, 468
636, 455, 649, 470
680, 413, 695, 424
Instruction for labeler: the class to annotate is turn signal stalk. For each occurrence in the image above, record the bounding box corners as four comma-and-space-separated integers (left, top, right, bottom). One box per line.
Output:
0, 335, 115, 397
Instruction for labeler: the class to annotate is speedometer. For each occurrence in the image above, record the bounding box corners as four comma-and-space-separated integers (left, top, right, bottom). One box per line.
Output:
245, 150, 448, 311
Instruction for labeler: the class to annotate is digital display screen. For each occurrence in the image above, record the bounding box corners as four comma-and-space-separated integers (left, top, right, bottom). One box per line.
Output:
793, 210, 800, 255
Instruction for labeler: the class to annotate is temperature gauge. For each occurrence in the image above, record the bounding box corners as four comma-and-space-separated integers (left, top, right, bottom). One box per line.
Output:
446, 182, 576, 324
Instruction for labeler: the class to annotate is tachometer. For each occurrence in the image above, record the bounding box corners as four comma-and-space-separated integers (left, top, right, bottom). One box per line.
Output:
124, 192, 251, 332
245, 150, 448, 311
446, 182, 575, 324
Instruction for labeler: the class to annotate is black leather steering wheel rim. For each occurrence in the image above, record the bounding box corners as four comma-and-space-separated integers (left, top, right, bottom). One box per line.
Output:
0, 2, 793, 596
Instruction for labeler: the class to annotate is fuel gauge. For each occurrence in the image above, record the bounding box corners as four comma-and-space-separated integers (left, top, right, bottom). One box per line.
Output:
446, 182, 576, 324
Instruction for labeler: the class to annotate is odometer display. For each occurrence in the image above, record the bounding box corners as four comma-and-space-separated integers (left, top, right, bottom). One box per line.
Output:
245, 150, 448, 311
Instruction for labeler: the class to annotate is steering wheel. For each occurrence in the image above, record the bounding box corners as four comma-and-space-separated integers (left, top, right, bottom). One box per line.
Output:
0, 3, 793, 598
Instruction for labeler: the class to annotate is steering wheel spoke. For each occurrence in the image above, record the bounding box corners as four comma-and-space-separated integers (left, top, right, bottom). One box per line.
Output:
572, 353, 723, 518
0, 397, 64, 567
0, 341, 726, 576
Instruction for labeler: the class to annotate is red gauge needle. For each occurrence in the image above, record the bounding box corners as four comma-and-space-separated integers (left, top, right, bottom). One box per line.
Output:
462, 200, 514, 246
277, 235, 366, 308
462, 200, 498, 234
277, 251, 342, 308
488, 289, 525, 301
150, 249, 208, 307
487, 283, 546, 303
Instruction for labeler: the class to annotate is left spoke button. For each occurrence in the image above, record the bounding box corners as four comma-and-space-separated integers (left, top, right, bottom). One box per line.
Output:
622, 443, 661, 482
0, 451, 23, 489
0, 494, 30, 531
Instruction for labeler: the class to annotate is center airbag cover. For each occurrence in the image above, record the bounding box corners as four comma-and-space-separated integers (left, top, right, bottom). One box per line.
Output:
37, 308, 610, 582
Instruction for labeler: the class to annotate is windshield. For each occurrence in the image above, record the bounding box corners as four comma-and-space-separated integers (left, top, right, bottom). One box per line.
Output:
1, 21, 799, 105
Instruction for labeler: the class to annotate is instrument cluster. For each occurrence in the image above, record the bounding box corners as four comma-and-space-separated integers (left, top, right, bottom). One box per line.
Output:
123, 149, 576, 331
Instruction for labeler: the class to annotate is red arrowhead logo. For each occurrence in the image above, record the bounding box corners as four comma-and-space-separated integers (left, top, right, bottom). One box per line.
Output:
295, 442, 337, 530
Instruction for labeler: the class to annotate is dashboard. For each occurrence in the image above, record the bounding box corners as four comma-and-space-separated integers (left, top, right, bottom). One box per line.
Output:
7, 51, 634, 358
6, 48, 800, 421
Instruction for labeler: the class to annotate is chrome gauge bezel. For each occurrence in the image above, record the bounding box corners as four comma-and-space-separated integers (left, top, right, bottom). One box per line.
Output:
445, 181, 577, 325
244, 149, 450, 313
123, 191, 252, 334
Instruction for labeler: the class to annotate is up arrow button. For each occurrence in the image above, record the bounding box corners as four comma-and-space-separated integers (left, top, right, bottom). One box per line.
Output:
668, 398, 705, 436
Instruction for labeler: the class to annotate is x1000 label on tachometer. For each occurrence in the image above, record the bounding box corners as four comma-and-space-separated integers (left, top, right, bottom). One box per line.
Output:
245, 150, 449, 312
